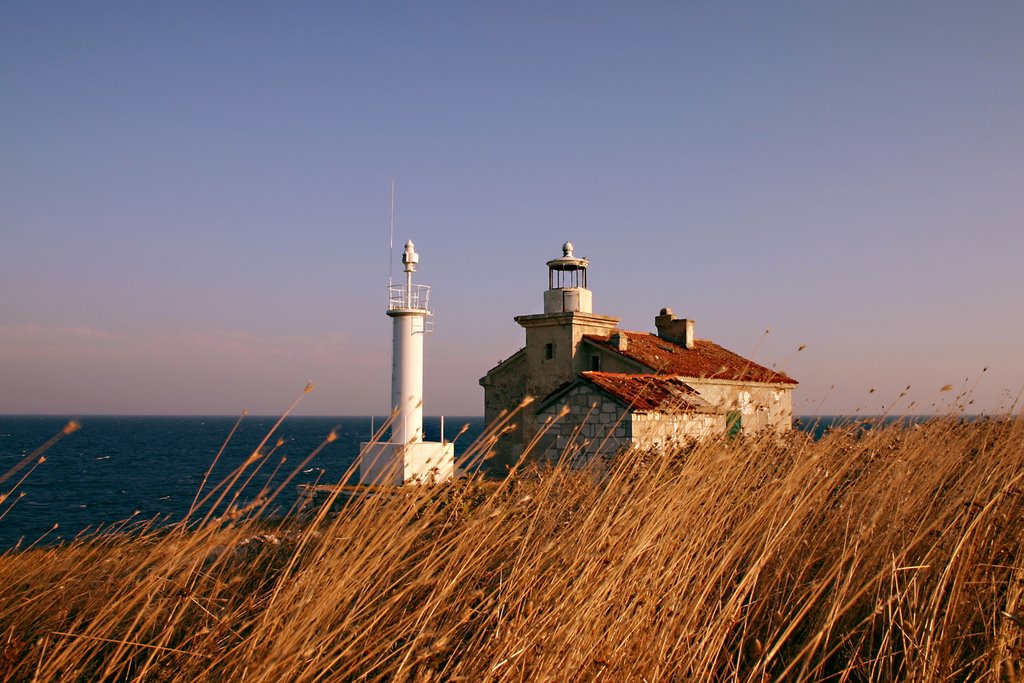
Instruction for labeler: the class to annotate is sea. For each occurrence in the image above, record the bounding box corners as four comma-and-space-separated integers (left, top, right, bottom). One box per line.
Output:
0, 416, 484, 551
0, 414, 891, 551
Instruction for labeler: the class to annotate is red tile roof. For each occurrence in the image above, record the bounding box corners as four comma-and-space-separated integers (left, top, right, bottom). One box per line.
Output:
584, 331, 798, 385
578, 372, 717, 413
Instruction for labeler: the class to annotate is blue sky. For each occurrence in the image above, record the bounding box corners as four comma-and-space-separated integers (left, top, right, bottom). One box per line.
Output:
2, 2, 1022, 416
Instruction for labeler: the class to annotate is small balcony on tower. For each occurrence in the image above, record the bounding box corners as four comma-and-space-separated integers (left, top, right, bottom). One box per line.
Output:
387, 284, 433, 332
388, 283, 431, 311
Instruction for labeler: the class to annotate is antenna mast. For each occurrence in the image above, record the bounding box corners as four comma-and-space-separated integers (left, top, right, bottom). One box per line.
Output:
388, 178, 395, 288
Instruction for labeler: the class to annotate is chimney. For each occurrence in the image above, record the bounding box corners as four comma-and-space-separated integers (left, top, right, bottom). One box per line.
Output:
655, 308, 694, 349
611, 332, 628, 351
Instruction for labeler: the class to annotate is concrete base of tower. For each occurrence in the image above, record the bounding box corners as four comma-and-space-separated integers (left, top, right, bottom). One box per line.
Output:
357, 441, 455, 486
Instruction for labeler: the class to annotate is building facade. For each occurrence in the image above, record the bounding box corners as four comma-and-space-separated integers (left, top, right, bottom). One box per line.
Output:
479, 243, 798, 469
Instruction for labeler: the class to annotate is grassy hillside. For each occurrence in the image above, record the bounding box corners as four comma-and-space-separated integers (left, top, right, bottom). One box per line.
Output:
1, 414, 1023, 681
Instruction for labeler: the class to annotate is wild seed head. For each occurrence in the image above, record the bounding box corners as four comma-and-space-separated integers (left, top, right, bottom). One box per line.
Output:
941, 384, 953, 392
303, 382, 315, 394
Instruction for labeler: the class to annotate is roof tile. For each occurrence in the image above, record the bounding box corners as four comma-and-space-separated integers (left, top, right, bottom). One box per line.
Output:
578, 372, 718, 413
584, 331, 798, 385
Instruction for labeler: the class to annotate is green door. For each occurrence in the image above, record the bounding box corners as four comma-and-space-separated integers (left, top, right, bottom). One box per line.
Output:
727, 411, 742, 437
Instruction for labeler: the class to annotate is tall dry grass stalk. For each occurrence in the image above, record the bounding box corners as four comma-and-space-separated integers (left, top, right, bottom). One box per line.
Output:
1, 413, 1023, 681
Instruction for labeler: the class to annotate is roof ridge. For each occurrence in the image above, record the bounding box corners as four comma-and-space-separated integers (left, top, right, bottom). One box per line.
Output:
584, 330, 798, 386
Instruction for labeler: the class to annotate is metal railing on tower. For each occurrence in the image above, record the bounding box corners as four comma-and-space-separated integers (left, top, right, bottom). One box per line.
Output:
387, 284, 431, 311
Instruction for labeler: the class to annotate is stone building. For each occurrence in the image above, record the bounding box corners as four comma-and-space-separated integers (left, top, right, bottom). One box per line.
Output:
479, 242, 798, 468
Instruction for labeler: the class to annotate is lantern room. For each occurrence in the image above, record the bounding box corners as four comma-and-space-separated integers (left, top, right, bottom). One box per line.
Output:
543, 241, 593, 314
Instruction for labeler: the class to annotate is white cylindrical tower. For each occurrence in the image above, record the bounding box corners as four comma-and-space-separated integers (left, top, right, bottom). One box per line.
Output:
387, 240, 428, 445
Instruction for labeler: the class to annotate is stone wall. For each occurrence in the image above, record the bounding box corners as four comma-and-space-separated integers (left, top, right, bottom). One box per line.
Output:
535, 383, 630, 465
630, 411, 726, 448
684, 380, 794, 435
535, 383, 728, 466
480, 349, 528, 470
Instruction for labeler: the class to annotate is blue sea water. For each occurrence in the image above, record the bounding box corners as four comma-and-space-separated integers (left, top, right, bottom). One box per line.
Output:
0, 416, 484, 551
0, 414, 922, 551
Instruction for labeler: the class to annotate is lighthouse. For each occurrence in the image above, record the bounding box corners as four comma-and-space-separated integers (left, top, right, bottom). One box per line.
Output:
358, 240, 455, 485
389, 240, 426, 446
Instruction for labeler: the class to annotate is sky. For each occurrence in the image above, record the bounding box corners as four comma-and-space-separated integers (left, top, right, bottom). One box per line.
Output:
1, 2, 1022, 417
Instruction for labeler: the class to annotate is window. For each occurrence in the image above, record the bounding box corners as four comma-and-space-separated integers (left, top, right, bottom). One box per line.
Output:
544, 343, 554, 360
590, 354, 601, 371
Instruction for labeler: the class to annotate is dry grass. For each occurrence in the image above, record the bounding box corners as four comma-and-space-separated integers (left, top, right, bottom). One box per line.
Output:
1, 413, 1023, 681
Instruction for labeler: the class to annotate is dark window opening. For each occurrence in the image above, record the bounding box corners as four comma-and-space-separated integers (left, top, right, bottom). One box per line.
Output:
590, 355, 601, 371
544, 343, 554, 360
